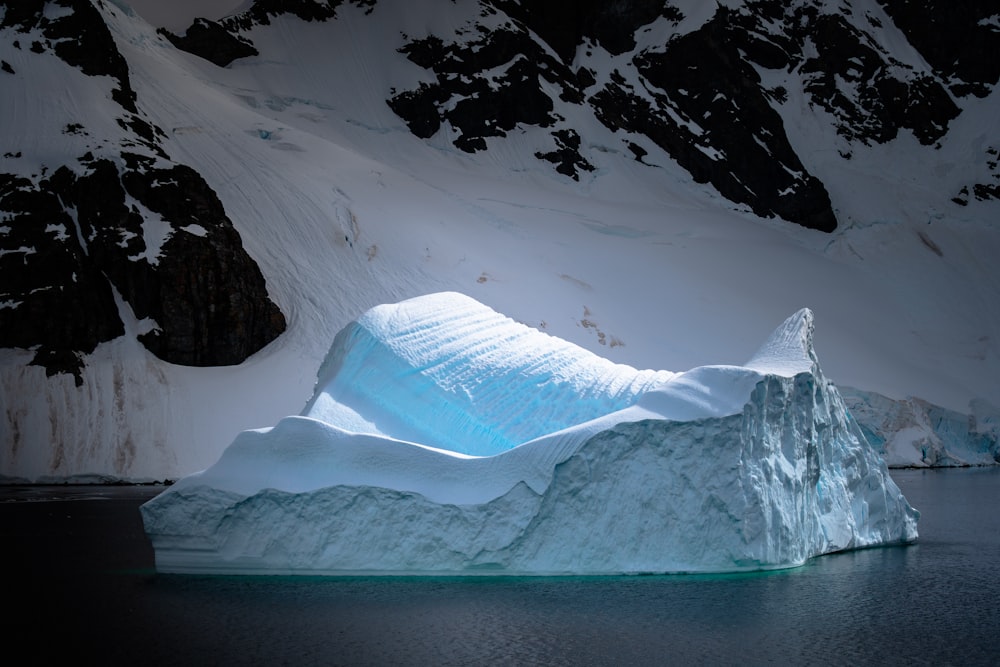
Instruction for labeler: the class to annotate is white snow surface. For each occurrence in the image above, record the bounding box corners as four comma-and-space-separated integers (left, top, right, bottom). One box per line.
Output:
141, 293, 918, 575
2, 2, 999, 483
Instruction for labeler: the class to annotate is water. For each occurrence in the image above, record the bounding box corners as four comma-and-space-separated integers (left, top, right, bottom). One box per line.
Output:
3, 468, 998, 665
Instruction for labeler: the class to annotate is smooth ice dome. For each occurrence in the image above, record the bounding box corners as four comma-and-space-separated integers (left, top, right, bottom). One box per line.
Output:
141, 292, 918, 575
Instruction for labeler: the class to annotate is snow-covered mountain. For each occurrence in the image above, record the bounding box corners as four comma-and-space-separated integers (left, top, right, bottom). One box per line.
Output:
1, 0, 998, 481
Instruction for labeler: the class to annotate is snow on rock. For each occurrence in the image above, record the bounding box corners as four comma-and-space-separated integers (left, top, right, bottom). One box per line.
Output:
141, 292, 918, 575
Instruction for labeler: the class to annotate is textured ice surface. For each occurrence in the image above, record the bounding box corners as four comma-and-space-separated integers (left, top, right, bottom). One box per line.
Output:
841, 388, 1000, 468
141, 292, 919, 575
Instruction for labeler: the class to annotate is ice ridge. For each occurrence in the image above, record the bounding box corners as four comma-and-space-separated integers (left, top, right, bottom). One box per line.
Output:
303, 292, 676, 456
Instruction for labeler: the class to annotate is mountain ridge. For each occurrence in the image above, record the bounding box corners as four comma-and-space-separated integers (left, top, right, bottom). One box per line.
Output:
1, 0, 997, 481
162, 0, 998, 230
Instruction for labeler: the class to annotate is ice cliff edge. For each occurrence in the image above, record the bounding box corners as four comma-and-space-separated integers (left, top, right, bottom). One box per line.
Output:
141, 292, 918, 575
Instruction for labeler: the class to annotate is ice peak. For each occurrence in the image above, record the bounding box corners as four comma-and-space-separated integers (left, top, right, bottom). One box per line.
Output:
744, 308, 817, 377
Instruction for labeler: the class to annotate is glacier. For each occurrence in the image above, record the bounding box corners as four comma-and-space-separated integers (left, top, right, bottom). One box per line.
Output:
140, 292, 918, 575
841, 387, 1000, 468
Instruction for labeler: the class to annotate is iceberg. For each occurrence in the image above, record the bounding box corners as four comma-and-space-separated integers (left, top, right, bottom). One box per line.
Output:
140, 292, 918, 575
840, 388, 1000, 468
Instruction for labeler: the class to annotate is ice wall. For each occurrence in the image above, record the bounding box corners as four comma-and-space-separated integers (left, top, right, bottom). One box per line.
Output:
141, 293, 918, 575
842, 388, 1000, 467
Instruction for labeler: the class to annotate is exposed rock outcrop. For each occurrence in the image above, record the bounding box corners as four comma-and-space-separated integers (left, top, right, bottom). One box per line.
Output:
0, 0, 286, 382
158, 18, 259, 68
161, 0, 994, 233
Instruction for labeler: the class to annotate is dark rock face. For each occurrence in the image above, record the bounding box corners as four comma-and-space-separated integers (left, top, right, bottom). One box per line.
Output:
877, 0, 1000, 97
386, 1, 840, 230
384, 21, 600, 181
163, 0, 378, 66
0, 0, 286, 382
492, 0, 673, 62
381, 0, 984, 231
2, 0, 139, 111
629, 9, 837, 231
158, 19, 259, 68
220, 0, 375, 32
0, 157, 286, 383
116, 159, 286, 367
387, 28, 566, 154
773, 7, 960, 147
3, 0, 994, 388
0, 172, 125, 382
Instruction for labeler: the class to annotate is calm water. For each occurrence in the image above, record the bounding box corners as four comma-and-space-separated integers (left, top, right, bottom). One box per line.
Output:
4, 468, 998, 665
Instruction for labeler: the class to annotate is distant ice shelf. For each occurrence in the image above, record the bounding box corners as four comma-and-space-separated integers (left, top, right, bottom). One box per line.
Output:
842, 387, 1000, 468
141, 292, 918, 575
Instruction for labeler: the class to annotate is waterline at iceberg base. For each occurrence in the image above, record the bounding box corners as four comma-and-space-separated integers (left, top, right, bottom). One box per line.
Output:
140, 293, 918, 575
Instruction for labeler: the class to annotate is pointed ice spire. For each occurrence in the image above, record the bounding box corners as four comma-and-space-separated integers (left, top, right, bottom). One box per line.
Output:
744, 308, 818, 377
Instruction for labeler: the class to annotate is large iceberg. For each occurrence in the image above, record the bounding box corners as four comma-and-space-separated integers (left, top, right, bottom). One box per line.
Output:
141, 292, 918, 575
840, 387, 1000, 468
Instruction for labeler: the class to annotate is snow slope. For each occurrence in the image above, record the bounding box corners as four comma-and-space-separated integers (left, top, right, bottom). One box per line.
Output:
141, 293, 918, 575
2, 1, 999, 481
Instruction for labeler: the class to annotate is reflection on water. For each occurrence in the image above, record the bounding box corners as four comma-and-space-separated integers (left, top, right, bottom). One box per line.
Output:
4, 468, 998, 665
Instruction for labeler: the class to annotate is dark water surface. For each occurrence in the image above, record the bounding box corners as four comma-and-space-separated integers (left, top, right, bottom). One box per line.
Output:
3, 468, 998, 666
